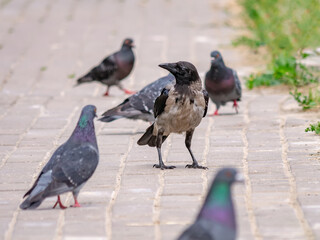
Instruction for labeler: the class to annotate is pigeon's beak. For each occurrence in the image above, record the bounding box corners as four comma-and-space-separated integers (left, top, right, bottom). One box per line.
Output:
235, 173, 244, 183
235, 173, 245, 183
159, 63, 177, 74
130, 43, 135, 48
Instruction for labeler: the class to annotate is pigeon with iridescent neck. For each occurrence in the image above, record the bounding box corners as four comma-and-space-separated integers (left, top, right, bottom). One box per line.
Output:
205, 51, 241, 115
177, 168, 243, 240
20, 105, 99, 210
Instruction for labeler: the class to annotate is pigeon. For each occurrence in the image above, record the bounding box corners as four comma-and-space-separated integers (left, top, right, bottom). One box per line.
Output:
204, 51, 241, 115
77, 38, 135, 96
177, 168, 243, 240
137, 61, 209, 170
99, 74, 175, 123
20, 105, 99, 210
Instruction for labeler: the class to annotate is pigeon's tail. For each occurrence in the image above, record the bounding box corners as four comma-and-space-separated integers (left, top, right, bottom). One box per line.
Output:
137, 124, 157, 147
77, 72, 94, 85
20, 197, 44, 210
99, 104, 125, 123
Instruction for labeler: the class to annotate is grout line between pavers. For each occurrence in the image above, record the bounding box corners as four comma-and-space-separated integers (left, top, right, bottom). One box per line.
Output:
3, 104, 79, 240
105, 126, 139, 240
280, 116, 315, 240
242, 98, 262, 240
201, 117, 214, 201
153, 136, 172, 240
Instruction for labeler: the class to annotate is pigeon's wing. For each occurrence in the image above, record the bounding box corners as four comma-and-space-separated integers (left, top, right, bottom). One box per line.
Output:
178, 222, 213, 240
91, 55, 118, 80
130, 74, 175, 115
232, 69, 241, 100
202, 89, 209, 117
23, 143, 67, 198
45, 144, 99, 196
154, 88, 170, 118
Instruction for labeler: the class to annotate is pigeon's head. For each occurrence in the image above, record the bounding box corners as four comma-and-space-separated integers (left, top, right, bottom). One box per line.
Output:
159, 61, 200, 85
122, 38, 135, 48
210, 50, 224, 66
80, 105, 98, 124
214, 168, 244, 185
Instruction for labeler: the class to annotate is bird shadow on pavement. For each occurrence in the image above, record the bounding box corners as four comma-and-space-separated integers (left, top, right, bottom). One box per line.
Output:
100, 131, 145, 136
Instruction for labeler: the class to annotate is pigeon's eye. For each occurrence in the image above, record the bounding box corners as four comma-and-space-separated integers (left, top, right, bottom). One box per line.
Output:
225, 171, 232, 178
216, 53, 220, 58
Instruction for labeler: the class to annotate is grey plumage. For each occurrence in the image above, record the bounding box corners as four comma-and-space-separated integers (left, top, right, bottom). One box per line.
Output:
20, 105, 99, 210
204, 51, 242, 115
177, 168, 243, 240
77, 38, 135, 96
137, 61, 208, 170
99, 74, 175, 123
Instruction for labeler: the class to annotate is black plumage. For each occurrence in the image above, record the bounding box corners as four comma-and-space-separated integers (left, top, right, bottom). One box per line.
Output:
20, 105, 99, 210
205, 51, 242, 115
77, 38, 135, 96
99, 74, 175, 123
137, 61, 208, 170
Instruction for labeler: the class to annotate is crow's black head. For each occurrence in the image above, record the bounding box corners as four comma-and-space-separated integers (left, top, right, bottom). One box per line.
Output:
159, 61, 199, 85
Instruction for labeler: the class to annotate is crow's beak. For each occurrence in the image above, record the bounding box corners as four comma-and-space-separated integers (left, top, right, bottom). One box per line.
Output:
159, 63, 177, 74
235, 173, 245, 183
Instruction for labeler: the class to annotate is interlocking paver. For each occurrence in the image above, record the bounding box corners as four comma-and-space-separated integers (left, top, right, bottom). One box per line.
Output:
0, 0, 320, 240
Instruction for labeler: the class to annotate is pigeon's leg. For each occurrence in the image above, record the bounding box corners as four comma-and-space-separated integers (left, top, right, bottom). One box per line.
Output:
209, 104, 220, 116
153, 132, 175, 170
52, 195, 67, 209
118, 83, 135, 95
233, 100, 239, 114
71, 196, 81, 208
185, 130, 208, 169
103, 86, 110, 96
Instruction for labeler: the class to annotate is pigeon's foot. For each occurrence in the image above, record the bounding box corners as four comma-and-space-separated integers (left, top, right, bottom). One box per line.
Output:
208, 110, 219, 116
233, 100, 239, 113
103, 91, 109, 96
185, 163, 208, 169
70, 197, 81, 208
153, 164, 176, 170
123, 88, 135, 95
53, 196, 67, 209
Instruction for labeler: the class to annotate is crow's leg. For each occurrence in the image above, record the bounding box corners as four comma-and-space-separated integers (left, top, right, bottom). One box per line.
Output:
185, 130, 208, 169
153, 131, 175, 170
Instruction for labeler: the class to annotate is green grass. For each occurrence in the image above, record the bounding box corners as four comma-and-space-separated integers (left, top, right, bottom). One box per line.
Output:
68, 73, 76, 79
40, 66, 47, 71
305, 122, 320, 135
245, 54, 318, 89
290, 88, 320, 110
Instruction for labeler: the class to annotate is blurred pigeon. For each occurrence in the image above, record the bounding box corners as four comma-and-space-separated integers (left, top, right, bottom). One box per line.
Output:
177, 168, 243, 240
205, 51, 241, 115
99, 74, 175, 123
138, 61, 208, 170
20, 105, 99, 210
77, 38, 135, 96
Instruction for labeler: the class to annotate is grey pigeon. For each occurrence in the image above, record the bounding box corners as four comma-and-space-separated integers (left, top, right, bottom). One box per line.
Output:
177, 168, 243, 240
205, 51, 241, 115
77, 38, 135, 96
99, 74, 175, 123
137, 61, 209, 170
20, 105, 99, 210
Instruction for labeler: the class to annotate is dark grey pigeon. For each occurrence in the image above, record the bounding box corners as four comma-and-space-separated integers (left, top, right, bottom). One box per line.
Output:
177, 168, 243, 240
99, 74, 175, 123
20, 105, 99, 210
77, 38, 135, 96
138, 61, 209, 170
205, 51, 241, 115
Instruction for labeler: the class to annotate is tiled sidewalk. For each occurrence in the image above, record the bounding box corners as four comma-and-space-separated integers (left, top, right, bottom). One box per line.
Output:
0, 0, 320, 239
